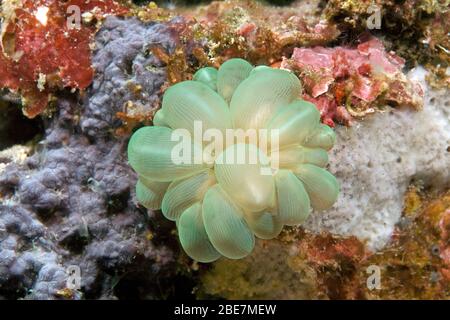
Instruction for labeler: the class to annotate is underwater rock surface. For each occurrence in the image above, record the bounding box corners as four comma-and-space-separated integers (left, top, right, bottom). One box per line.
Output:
83, 16, 180, 138
305, 67, 450, 250
0, 17, 184, 300
201, 189, 450, 299
0, 1, 448, 299
0, 0, 129, 117
0, 96, 177, 299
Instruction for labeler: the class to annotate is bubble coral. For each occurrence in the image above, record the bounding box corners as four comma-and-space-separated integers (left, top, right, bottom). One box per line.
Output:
128, 59, 339, 262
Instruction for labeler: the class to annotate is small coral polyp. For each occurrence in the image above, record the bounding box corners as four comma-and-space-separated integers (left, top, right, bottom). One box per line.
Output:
128, 58, 339, 262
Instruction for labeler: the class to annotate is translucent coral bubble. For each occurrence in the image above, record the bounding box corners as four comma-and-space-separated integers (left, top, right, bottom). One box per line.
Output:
230, 68, 301, 130
294, 164, 339, 211
178, 202, 221, 263
275, 170, 310, 226
161, 80, 232, 135
303, 124, 336, 151
214, 143, 275, 212
127, 126, 207, 181
244, 210, 283, 240
136, 176, 170, 209
250, 65, 272, 76
217, 58, 254, 103
267, 99, 320, 146
153, 109, 169, 127
161, 170, 215, 221
271, 146, 329, 169
193, 67, 218, 91
203, 185, 255, 259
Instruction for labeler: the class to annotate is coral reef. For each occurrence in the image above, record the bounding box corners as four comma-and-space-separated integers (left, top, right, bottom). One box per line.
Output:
281, 37, 424, 126
0, 95, 181, 299
200, 190, 450, 300
0, 0, 128, 117
0, 15, 200, 299
82, 16, 183, 137
0, 0, 448, 300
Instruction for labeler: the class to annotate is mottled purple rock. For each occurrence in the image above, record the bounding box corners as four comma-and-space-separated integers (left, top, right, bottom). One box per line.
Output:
82, 16, 179, 138
0, 17, 189, 300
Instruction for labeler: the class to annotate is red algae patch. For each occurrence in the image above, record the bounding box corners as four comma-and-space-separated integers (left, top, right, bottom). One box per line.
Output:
0, 0, 128, 117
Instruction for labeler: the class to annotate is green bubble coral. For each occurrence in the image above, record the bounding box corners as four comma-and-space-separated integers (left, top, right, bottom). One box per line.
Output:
128, 58, 339, 262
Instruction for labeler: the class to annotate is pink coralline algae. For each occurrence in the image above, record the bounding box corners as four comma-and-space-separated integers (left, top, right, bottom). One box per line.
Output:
282, 37, 424, 126
0, 0, 128, 118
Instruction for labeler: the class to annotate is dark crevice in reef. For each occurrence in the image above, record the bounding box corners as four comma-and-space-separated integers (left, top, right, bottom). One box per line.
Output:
112, 264, 197, 300
0, 97, 44, 151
